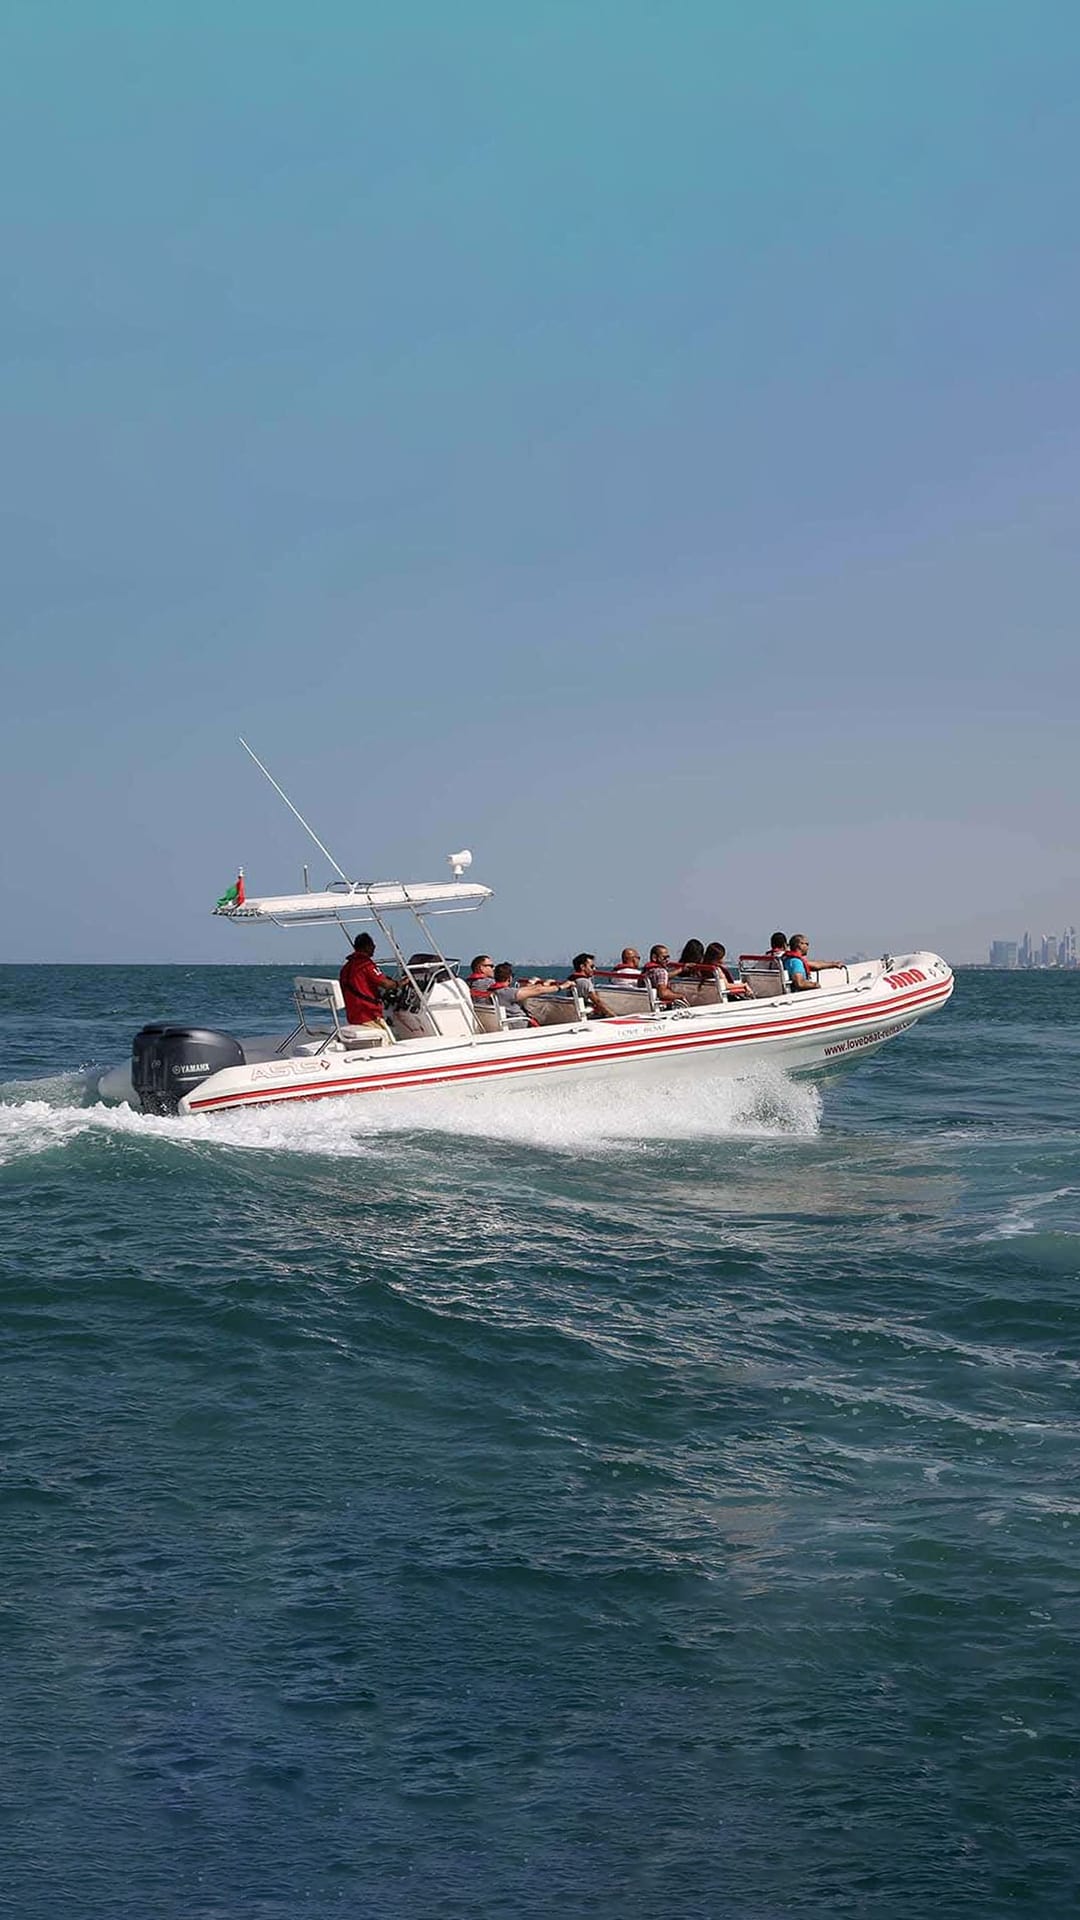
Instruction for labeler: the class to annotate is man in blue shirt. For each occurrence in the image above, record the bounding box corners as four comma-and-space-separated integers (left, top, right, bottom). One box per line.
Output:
783, 933, 841, 991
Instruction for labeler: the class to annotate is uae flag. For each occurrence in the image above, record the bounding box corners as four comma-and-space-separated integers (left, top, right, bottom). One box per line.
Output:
216, 870, 246, 908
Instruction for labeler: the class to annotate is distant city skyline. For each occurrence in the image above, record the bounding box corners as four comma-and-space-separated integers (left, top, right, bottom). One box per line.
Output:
988, 927, 1078, 969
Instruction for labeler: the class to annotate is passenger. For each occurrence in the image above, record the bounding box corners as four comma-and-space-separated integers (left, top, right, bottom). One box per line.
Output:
704, 941, 750, 998
767, 931, 789, 970
612, 946, 642, 980
783, 932, 842, 991
570, 952, 614, 1018
491, 962, 561, 1026
640, 944, 686, 1007
491, 962, 531, 1028
674, 938, 706, 975
467, 953, 498, 1000
339, 932, 399, 1028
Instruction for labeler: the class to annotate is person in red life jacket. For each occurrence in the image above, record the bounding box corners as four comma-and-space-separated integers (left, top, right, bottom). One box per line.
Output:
704, 941, 750, 997
783, 932, 842, 991
673, 938, 707, 976
640, 944, 687, 1007
612, 946, 642, 980
471, 953, 558, 1006
490, 962, 532, 1028
490, 962, 561, 1025
339, 932, 399, 1026
467, 954, 498, 1000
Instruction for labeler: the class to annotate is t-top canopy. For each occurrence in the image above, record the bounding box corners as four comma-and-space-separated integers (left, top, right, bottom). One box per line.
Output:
214, 879, 493, 927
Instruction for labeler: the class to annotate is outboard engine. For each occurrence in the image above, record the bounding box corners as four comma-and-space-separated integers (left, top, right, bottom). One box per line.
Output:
131, 1025, 245, 1115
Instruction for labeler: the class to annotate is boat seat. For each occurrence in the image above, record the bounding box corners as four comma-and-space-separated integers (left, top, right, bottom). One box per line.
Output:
339, 1023, 393, 1049
598, 984, 656, 1017
521, 994, 580, 1026
293, 975, 347, 1013
283, 974, 394, 1052
473, 1003, 505, 1033
673, 975, 726, 1007
742, 970, 788, 999
290, 1026, 389, 1056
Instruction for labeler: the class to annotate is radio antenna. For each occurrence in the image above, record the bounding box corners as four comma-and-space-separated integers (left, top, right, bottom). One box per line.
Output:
238, 737, 350, 885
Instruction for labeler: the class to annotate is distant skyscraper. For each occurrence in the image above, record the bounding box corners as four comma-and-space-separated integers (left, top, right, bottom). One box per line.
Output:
986, 927, 1073, 968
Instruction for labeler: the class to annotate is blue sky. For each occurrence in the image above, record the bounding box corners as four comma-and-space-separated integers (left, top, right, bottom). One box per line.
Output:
2, 1, 1077, 964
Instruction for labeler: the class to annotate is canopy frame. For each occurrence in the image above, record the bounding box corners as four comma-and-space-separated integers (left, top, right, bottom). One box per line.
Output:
215, 739, 491, 1001
215, 880, 492, 999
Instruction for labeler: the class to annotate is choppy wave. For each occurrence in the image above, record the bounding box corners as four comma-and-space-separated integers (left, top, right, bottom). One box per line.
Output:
4, 965, 1080, 1918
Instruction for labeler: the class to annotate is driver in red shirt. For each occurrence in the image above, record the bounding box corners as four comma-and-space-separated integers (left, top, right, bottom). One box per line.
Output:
339, 932, 399, 1026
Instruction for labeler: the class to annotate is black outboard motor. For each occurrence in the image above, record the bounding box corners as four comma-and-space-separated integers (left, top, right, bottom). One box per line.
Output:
131, 1026, 245, 1115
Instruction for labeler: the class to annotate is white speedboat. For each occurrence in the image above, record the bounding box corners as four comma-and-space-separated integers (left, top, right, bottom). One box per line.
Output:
97, 747, 954, 1116
98, 871, 953, 1116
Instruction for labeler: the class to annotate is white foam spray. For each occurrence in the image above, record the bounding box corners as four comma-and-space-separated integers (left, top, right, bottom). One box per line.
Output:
0, 1062, 820, 1167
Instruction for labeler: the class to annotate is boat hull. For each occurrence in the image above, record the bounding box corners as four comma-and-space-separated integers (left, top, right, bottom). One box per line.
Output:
108, 954, 952, 1116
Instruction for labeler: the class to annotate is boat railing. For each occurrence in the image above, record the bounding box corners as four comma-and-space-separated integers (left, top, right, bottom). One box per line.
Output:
812, 966, 851, 991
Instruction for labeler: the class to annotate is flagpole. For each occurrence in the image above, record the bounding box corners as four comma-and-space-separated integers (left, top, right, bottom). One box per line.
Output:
238, 737, 351, 885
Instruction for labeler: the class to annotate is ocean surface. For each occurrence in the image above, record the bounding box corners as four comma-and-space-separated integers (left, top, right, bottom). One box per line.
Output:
1, 964, 1078, 1919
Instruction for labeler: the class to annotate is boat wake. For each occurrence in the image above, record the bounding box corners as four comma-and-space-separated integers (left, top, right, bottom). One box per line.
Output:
0, 1062, 820, 1167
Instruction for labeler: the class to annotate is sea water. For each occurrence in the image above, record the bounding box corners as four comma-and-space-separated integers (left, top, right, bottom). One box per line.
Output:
1, 966, 1078, 1918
